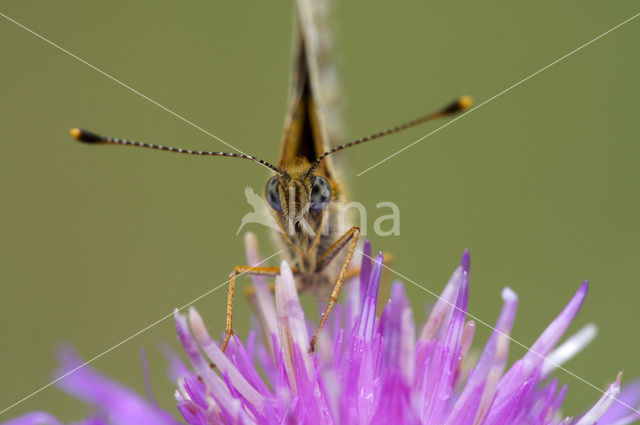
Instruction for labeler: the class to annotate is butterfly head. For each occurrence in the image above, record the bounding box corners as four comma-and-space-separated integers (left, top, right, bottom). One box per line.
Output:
264, 165, 333, 233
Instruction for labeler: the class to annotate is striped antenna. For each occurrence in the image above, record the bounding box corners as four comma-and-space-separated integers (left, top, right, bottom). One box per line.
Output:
70, 128, 285, 176
306, 96, 472, 176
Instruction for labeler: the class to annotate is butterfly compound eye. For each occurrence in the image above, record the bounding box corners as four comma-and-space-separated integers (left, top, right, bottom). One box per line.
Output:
265, 176, 283, 212
309, 176, 332, 211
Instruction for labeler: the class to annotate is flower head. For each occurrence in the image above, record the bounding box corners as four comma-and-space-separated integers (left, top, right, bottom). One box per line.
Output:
3, 235, 640, 425
170, 234, 640, 425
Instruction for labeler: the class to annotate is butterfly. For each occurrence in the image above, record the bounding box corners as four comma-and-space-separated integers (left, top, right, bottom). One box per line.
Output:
70, 0, 471, 352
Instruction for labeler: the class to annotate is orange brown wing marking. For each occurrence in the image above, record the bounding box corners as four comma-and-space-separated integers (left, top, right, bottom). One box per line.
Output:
278, 30, 333, 179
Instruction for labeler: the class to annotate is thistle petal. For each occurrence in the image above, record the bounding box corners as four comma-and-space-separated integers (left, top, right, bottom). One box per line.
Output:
244, 233, 278, 342
445, 286, 518, 425
486, 281, 589, 421
576, 373, 623, 425
541, 323, 598, 378
599, 379, 640, 424
275, 261, 314, 391
188, 308, 265, 413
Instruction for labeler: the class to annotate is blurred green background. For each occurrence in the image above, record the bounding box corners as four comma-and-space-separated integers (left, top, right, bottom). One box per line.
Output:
1, 0, 638, 421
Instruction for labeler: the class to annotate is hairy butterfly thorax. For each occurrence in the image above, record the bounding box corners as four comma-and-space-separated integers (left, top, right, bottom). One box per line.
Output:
264, 164, 346, 295
70, 0, 472, 352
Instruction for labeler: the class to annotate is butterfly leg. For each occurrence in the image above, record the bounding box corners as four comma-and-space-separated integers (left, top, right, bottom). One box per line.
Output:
309, 225, 360, 352
222, 266, 281, 352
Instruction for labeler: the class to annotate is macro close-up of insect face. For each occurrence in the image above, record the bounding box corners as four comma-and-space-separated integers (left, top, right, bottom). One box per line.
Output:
1, 0, 638, 422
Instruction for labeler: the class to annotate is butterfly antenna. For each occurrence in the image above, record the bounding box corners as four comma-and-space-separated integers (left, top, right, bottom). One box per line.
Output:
307, 96, 472, 176
70, 128, 286, 176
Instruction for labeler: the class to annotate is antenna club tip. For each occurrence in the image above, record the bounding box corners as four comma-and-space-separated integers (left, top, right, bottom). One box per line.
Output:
458, 95, 473, 110
442, 96, 473, 115
70, 128, 104, 143
69, 128, 83, 140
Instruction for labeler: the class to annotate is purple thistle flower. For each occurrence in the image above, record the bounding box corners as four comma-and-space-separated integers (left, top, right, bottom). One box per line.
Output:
171, 235, 640, 425
2, 346, 182, 425
3, 235, 640, 425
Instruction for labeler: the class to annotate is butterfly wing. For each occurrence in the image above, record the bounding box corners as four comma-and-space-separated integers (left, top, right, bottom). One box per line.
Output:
277, 0, 343, 179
